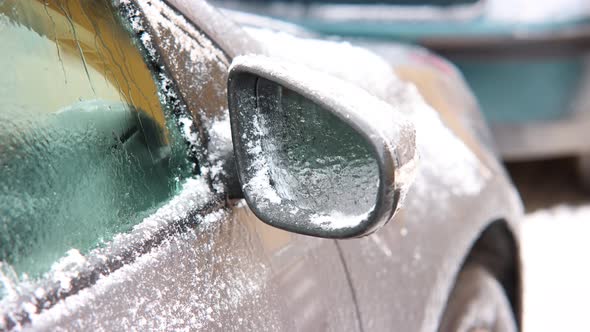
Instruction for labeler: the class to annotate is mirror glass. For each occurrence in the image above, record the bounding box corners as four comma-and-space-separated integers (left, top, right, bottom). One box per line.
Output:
237, 77, 380, 234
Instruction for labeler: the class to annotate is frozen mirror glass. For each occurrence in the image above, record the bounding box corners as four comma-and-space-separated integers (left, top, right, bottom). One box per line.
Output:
232, 77, 381, 237
0, 0, 192, 291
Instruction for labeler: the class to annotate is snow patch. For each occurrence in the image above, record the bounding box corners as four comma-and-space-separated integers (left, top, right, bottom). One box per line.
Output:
201, 112, 233, 193
128, 177, 213, 235
310, 209, 373, 230
521, 204, 590, 332
178, 116, 199, 146
208, 112, 232, 147
49, 250, 88, 293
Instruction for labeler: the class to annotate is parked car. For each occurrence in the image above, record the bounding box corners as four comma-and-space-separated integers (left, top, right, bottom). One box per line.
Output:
215, 0, 590, 182
0, 0, 521, 331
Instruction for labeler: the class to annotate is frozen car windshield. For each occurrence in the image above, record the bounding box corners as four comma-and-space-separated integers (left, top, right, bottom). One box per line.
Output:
0, 0, 192, 291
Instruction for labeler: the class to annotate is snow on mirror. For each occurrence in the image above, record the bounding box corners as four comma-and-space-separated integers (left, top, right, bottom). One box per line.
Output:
228, 55, 418, 238
238, 78, 379, 236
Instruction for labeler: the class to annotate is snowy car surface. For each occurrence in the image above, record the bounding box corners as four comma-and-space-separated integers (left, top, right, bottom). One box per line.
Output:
213, 0, 590, 163
1, 0, 522, 331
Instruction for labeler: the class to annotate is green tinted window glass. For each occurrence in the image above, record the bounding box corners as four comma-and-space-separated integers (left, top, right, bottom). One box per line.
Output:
0, 0, 192, 286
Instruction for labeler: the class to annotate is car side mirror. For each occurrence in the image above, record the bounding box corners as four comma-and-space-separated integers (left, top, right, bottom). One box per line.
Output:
228, 55, 417, 238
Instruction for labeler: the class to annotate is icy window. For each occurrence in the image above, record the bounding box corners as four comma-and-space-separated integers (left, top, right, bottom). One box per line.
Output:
0, 0, 193, 293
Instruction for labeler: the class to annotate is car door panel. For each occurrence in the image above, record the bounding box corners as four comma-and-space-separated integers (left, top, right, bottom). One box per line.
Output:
29, 203, 359, 331
233, 203, 360, 332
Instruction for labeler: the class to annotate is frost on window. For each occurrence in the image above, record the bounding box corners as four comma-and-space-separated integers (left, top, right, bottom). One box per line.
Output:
0, 0, 192, 293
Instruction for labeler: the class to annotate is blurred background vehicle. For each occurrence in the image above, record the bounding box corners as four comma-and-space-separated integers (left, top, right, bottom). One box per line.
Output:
213, 0, 590, 184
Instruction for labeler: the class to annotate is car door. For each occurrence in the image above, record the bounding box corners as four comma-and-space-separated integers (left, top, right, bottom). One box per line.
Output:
0, 0, 359, 330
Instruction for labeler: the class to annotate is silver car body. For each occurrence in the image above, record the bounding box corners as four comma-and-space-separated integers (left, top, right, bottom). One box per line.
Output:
1, 0, 522, 331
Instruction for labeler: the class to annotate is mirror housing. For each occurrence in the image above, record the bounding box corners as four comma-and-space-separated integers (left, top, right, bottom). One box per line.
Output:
228, 55, 417, 238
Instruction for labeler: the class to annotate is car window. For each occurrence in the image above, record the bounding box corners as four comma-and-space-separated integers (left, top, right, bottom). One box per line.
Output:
0, 0, 193, 291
